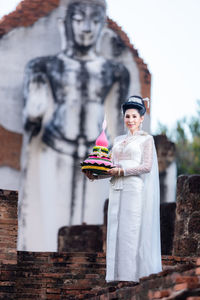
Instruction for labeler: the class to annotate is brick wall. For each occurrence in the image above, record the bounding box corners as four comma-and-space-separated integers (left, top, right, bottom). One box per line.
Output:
173, 175, 200, 257
0, 253, 200, 299
1, 251, 107, 299
0, 189, 18, 265
1, 172, 200, 299
91, 258, 200, 300
0, 126, 22, 170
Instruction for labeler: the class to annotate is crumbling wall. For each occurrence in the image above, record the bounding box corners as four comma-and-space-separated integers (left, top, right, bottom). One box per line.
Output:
173, 175, 200, 257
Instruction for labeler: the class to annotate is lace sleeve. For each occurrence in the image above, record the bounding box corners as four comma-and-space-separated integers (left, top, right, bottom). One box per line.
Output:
122, 136, 153, 176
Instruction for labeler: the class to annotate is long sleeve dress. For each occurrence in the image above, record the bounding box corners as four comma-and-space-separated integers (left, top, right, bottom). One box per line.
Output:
106, 130, 162, 282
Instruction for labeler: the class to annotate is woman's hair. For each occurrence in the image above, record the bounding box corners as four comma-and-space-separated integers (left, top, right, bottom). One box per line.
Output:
122, 95, 146, 116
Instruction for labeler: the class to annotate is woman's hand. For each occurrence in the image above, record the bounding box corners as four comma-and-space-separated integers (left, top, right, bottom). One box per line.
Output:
83, 170, 97, 181
107, 167, 124, 177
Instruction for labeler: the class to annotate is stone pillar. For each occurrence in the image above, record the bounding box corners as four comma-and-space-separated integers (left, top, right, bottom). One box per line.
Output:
173, 175, 200, 256
154, 135, 176, 203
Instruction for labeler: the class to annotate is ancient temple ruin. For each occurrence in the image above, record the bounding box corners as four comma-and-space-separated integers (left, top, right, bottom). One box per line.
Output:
0, 1, 199, 299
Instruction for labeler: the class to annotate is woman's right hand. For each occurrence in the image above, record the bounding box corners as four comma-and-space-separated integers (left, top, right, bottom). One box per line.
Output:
83, 170, 97, 181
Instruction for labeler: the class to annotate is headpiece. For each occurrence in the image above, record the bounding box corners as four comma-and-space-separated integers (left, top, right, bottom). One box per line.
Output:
68, 0, 107, 9
122, 95, 150, 116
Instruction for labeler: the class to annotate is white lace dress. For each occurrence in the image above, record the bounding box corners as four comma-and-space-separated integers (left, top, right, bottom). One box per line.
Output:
106, 130, 162, 282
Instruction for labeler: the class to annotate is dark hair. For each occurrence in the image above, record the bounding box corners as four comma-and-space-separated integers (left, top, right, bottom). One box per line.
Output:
122, 95, 146, 116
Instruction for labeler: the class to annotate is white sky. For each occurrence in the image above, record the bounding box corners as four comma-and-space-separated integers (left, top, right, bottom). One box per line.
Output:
1, 0, 200, 133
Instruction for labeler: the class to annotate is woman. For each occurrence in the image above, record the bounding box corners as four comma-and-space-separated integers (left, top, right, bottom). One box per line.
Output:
85, 95, 162, 282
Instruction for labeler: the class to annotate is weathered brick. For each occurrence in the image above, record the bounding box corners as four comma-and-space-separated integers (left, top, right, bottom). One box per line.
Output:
0, 190, 17, 265
153, 290, 170, 298
175, 276, 199, 284
195, 267, 200, 275
174, 281, 199, 291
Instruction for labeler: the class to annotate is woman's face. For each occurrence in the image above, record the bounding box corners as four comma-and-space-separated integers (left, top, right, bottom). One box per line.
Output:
124, 108, 144, 134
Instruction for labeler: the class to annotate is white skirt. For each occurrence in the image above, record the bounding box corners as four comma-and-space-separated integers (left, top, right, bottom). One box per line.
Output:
106, 175, 143, 281
106, 174, 162, 282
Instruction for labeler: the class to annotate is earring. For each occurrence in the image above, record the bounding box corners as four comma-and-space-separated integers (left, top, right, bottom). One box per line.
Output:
140, 122, 143, 130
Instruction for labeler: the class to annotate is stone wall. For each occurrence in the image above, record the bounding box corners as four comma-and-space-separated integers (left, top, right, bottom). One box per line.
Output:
173, 175, 200, 257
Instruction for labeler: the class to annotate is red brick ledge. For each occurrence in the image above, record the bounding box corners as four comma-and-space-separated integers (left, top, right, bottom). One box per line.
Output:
0, 0, 60, 37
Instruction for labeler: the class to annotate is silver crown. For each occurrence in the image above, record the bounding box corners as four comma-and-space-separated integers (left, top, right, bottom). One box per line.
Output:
128, 97, 143, 104
128, 96, 150, 108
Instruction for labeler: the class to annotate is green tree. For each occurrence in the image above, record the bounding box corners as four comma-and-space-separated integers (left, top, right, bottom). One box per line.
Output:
156, 100, 200, 176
